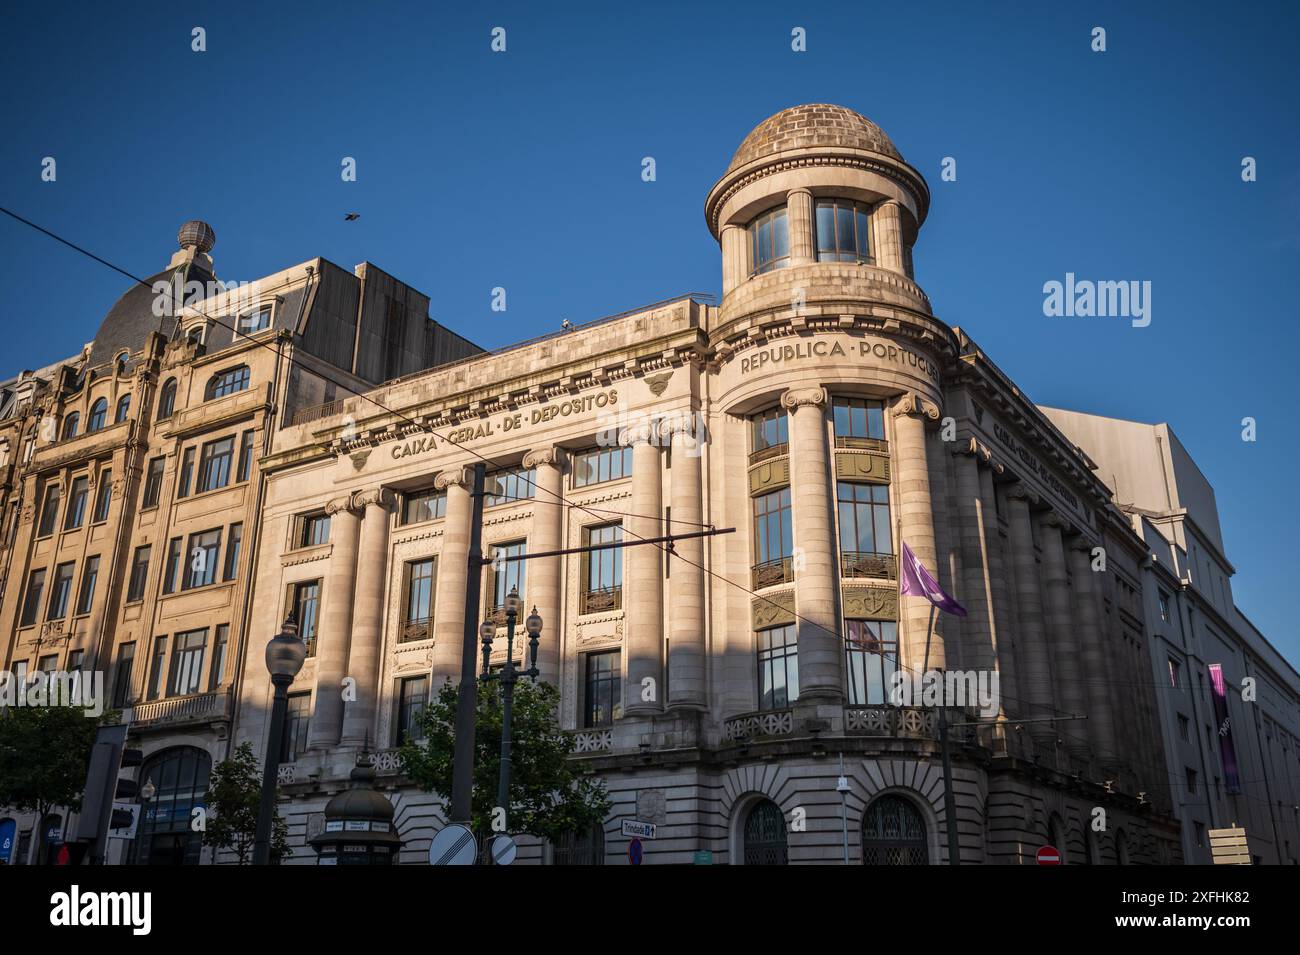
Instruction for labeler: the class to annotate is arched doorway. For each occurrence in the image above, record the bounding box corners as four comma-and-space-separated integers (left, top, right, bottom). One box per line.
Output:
127, 747, 211, 865
742, 799, 788, 865
862, 794, 929, 865
552, 822, 605, 865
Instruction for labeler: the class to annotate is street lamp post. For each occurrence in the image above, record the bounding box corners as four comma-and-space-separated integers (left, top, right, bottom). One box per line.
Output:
479, 586, 541, 860
253, 615, 306, 866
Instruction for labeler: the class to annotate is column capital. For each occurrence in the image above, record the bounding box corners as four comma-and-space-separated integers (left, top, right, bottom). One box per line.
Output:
1005, 483, 1039, 506
324, 495, 356, 516
786, 186, 813, 199
434, 466, 472, 491
523, 446, 566, 470
1067, 535, 1098, 555
890, 391, 940, 422
351, 486, 393, 511
618, 422, 658, 447
1038, 510, 1072, 534
780, 386, 827, 411
951, 437, 1004, 474
657, 410, 703, 441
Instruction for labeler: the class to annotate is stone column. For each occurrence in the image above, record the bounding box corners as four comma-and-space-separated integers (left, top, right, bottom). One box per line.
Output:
891, 392, 945, 673
522, 447, 564, 685
1005, 485, 1054, 748
786, 188, 814, 266
781, 387, 841, 702
622, 424, 664, 716
1037, 512, 1088, 762
875, 199, 904, 273
340, 487, 392, 748
431, 467, 473, 686
664, 415, 706, 709
720, 224, 746, 296
1068, 538, 1118, 769
308, 496, 360, 750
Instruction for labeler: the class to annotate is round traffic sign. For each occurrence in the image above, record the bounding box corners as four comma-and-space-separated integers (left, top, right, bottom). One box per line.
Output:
1036, 845, 1061, 866
628, 837, 643, 866
490, 834, 518, 866
429, 823, 477, 865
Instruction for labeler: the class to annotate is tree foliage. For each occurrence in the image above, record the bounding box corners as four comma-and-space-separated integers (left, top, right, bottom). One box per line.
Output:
202, 741, 290, 864
399, 679, 610, 849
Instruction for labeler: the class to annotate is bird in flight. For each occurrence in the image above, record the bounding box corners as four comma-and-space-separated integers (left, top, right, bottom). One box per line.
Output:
344, 213, 360, 221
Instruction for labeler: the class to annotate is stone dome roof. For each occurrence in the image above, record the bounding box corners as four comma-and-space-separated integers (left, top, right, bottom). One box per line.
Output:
728, 104, 902, 172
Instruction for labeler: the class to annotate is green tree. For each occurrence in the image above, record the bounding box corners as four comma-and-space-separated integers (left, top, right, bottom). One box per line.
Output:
202, 741, 291, 864
0, 704, 102, 864
399, 679, 610, 854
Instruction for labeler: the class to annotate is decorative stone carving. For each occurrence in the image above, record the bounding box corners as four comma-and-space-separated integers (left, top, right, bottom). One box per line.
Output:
752, 590, 796, 629
841, 585, 898, 620
522, 446, 564, 470
834, 450, 890, 483
351, 486, 393, 511
434, 466, 472, 491
349, 448, 371, 470
891, 391, 941, 422
636, 789, 667, 825
324, 495, 355, 516
748, 457, 790, 495
780, 386, 827, 411
645, 371, 672, 396
617, 422, 656, 447
1006, 483, 1039, 506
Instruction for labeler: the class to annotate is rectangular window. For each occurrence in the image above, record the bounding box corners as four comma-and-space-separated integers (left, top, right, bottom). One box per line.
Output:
290, 580, 322, 657
750, 408, 789, 455
162, 537, 183, 594
20, 569, 46, 627
169, 629, 207, 697
1168, 656, 1181, 689
401, 487, 446, 525
837, 482, 894, 579
76, 556, 100, 615
47, 562, 75, 620
196, 436, 235, 493
845, 620, 899, 705
13, 661, 29, 689
38, 654, 58, 674
583, 651, 622, 728
757, 624, 799, 710
69, 650, 84, 673
748, 205, 789, 275
177, 447, 195, 499
209, 624, 230, 691
582, 523, 623, 613
37, 483, 61, 537
184, 528, 222, 589
92, 470, 113, 522
281, 693, 312, 762
752, 488, 793, 587
831, 396, 886, 443
396, 676, 429, 744
1158, 590, 1171, 623
111, 642, 135, 708
485, 469, 535, 507
1177, 713, 1190, 741
1185, 768, 1198, 795
237, 429, 255, 482
401, 559, 436, 642
298, 512, 330, 548
572, 446, 633, 488
148, 636, 168, 700
142, 456, 165, 507
489, 540, 527, 612
127, 545, 151, 601
238, 305, 272, 335
814, 198, 873, 264
64, 476, 89, 530
224, 523, 242, 580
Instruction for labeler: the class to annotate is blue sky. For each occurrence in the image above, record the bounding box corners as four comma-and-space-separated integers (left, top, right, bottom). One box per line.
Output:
1, 1, 1296, 662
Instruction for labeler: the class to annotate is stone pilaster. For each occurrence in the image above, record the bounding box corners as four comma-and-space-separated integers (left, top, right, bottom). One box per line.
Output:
622, 424, 664, 715
781, 386, 842, 702
308, 495, 360, 750
522, 446, 565, 685
1037, 511, 1088, 762
663, 414, 706, 709
891, 392, 945, 673
1068, 538, 1118, 770
786, 188, 814, 266
1005, 485, 1054, 748
341, 486, 393, 748
978, 465, 1020, 720
875, 199, 904, 273
431, 467, 473, 686
953, 447, 997, 692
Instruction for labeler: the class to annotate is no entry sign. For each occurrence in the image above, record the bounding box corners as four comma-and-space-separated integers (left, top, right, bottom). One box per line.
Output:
1036, 845, 1061, 865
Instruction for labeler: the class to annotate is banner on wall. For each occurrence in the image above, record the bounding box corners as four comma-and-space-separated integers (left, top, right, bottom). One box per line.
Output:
0, 819, 15, 864
1208, 664, 1242, 794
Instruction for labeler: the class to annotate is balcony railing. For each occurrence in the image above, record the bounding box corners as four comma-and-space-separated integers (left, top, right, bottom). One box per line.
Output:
834, 435, 889, 452
400, 619, 432, 643
579, 586, 622, 615
841, 551, 896, 581
748, 442, 788, 467
132, 688, 232, 727
723, 709, 795, 742
290, 399, 345, 427
751, 556, 794, 589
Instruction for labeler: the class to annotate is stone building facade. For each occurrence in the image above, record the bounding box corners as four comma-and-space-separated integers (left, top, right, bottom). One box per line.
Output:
232, 105, 1187, 864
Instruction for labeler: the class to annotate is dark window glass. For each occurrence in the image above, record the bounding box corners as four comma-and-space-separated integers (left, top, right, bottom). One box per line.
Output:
37, 484, 60, 537
757, 624, 799, 710
814, 198, 873, 263
169, 629, 207, 697
489, 540, 527, 612
299, 513, 330, 548
237, 429, 255, 482
862, 795, 928, 865
845, 620, 899, 705
396, 676, 429, 744
148, 636, 168, 700
157, 379, 177, 420
239, 306, 271, 335
837, 482, 893, 560
196, 436, 234, 493
163, 537, 183, 594
750, 408, 788, 453
291, 581, 321, 657
177, 447, 195, 498
127, 545, 151, 601
38, 654, 58, 674
572, 446, 632, 488
583, 523, 622, 613
485, 469, 536, 507
87, 399, 107, 432
205, 366, 250, 400
92, 470, 112, 522
401, 487, 446, 524
76, 556, 100, 615
753, 488, 793, 565
47, 562, 75, 620
402, 559, 436, 642
114, 394, 131, 424
584, 651, 622, 727
209, 624, 230, 691
143, 456, 165, 507
749, 206, 789, 275
111, 642, 135, 708
184, 528, 221, 589
20, 569, 46, 626
281, 694, 312, 761
224, 523, 242, 581
64, 476, 89, 530
743, 799, 789, 866
61, 413, 79, 440
124, 747, 210, 865
832, 397, 886, 440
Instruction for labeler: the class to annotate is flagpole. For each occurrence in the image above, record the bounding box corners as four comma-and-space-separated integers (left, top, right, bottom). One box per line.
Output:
917, 565, 959, 865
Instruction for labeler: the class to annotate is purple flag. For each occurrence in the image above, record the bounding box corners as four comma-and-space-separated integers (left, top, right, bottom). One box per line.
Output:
899, 541, 967, 617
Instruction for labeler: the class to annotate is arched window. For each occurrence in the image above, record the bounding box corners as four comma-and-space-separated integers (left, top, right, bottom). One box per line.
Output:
61, 413, 80, 440
552, 822, 605, 865
157, 378, 177, 420
862, 794, 929, 865
87, 398, 108, 432
742, 798, 788, 865
185, 325, 205, 347
205, 366, 250, 401
115, 351, 130, 373
127, 747, 211, 865
114, 394, 131, 423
